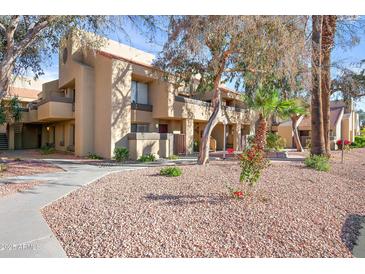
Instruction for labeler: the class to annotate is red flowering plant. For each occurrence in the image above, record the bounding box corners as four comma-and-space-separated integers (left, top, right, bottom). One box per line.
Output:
336, 139, 351, 146
226, 185, 244, 199
239, 145, 268, 187
227, 148, 235, 154
336, 139, 352, 151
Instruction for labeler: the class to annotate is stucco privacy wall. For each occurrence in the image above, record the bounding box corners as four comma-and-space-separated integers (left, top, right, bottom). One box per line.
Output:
128, 133, 173, 160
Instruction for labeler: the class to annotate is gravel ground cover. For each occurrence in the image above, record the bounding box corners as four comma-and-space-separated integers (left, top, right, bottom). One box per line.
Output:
0, 181, 42, 197
0, 160, 63, 178
42, 148, 365, 258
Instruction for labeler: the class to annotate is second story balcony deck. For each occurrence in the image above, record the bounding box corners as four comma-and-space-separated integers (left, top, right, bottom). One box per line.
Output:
172, 95, 252, 124
21, 94, 75, 123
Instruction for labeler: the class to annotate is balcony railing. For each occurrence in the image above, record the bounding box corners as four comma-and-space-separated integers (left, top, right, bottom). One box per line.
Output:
131, 102, 153, 112
175, 95, 247, 112
37, 95, 74, 106
175, 95, 212, 108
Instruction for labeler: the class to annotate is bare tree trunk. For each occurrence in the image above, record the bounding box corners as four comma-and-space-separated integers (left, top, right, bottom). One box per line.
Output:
254, 113, 267, 151
197, 48, 231, 165
311, 15, 326, 155
0, 63, 14, 98
291, 114, 304, 152
197, 94, 222, 165
321, 15, 337, 156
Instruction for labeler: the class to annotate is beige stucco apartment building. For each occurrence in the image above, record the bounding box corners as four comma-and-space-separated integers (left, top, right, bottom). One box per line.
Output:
5, 35, 254, 159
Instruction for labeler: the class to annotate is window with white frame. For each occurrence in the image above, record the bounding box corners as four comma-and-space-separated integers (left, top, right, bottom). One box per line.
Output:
131, 80, 149, 105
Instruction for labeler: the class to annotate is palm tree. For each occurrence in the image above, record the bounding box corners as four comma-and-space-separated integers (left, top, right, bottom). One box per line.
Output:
321, 15, 337, 156
244, 84, 300, 151
277, 99, 308, 152
311, 15, 326, 155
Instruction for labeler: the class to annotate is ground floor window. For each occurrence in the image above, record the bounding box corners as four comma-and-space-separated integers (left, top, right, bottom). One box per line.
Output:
131, 123, 149, 133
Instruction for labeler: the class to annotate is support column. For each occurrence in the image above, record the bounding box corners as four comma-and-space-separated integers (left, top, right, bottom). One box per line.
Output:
183, 118, 194, 154
233, 123, 242, 151
8, 124, 14, 150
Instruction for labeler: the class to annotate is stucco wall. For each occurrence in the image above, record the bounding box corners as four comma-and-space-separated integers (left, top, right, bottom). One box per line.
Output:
277, 123, 293, 148
128, 133, 173, 160
37, 101, 73, 121
74, 65, 95, 156
111, 59, 132, 155
94, 54, 112, 158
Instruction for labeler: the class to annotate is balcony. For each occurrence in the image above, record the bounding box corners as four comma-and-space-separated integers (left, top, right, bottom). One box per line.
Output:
37, 95, 74, 122
174, 95, 250, 123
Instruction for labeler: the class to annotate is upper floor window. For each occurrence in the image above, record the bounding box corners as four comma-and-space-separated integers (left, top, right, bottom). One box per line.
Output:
132, 80, 149, 105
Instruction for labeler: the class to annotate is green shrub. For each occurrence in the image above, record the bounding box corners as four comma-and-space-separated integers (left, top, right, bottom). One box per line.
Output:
304, 154, 330, 172
0, 163, 7, 172
351, 135, 365, 148
193, 141, 199, 152
114, 147, 129, 162
138, 153, 156, 162
265, 132, 286, 151
40, 145, 55, 155
160, 166, 182, 177
167, 154, 179, 160
87, 153, 103, 160
305, 139, 311, 150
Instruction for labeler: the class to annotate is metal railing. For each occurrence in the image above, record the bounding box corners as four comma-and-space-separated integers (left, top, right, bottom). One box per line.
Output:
175, 95, 247, 113
131, 102, 153, 112
37, 95, 74, 106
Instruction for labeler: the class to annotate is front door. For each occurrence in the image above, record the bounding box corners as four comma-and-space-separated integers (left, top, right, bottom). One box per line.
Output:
159, 124, 168, 133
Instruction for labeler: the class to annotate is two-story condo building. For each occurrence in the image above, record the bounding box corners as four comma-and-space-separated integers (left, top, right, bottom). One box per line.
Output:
5, 35, 254, 160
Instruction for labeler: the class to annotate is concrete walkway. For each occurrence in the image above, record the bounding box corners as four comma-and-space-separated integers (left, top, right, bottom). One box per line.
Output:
0, 160, 145, 258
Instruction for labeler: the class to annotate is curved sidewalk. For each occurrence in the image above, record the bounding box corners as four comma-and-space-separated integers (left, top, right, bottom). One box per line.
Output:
0, 160, 144, 258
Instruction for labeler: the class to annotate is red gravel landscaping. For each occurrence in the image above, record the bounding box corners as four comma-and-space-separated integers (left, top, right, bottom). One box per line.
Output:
42, 148, 365, 258
0, 181, 42, 197
0, 160, 63, 178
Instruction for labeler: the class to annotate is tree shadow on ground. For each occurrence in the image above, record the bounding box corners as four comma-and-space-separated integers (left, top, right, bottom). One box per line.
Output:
341, 214, 365, 255
144, 193, 229, 206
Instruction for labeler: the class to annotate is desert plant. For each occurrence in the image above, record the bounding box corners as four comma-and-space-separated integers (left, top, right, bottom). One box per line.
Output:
0, 163, 7, 172
239, 145, 268, 187
114, 147, 129, 162
87, 153, 103, 160
40, 145, 55, 155
304, 154, 330, 172
138, 154, 156, 162
160, 166, 182, 177
167, 154, 179, 160
266, 132, 286, 151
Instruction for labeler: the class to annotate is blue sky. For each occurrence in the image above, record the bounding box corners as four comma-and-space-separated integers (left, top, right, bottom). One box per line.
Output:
38, 16, 365, 111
